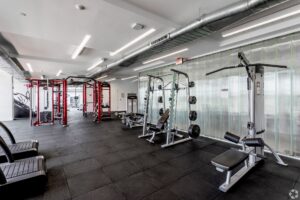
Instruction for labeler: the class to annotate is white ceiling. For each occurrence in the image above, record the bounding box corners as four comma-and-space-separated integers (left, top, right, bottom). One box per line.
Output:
0, 0, 240, 79
1, 0, 299, 82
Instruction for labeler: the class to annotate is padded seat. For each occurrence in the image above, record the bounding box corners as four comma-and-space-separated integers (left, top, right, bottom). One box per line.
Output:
211, 149, 248, 171
0, 140, 38, 163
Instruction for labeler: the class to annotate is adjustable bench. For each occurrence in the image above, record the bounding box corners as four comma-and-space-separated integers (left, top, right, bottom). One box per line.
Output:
147, 109, 169, 143
0, 122, 38, 163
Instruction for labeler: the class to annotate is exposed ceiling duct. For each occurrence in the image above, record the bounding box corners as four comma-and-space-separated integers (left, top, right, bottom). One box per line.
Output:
0, 33, 27, 80
93, 0, 285, 78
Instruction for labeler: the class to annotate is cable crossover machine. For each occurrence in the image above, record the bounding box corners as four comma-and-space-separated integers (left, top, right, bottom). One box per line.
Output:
207, 52, 288, 192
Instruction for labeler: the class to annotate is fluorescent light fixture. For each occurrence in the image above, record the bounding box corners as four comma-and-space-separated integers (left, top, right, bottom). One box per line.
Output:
222, 8, 300, 37
134, 60, 165, 71
96, 75, 108, 80
40, 76, 44, 80
110, 28, 156, 56
72, 34, 91, 59
26, 63, 33, 72
121, 75, 137, 81
106, 78, 116, 82
132, 76, 147, 82
87, 58, 104, 71
143, 48, 188, 64
56, 70, 62, 77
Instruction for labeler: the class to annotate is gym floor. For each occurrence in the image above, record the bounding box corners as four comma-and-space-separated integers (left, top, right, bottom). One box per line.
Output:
4, 112, 300, 200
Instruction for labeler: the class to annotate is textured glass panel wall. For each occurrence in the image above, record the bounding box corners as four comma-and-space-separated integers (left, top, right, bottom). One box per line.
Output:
138, 32, 300, 157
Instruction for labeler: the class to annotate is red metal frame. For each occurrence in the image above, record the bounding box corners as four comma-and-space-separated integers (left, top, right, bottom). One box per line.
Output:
97, 81, 102, 122
83, 83, 87, 114
81, 80, 103, 123
29, 79, 67, 127
62, 79, 67, 126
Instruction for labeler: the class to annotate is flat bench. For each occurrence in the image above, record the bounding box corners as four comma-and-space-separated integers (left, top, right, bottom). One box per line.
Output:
211, 149, 248, 171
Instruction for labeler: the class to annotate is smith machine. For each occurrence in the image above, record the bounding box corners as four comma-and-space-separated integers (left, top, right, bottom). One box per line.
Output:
28, 79, 68, 126
207, 52, 288, 192
139, 70, 200, 148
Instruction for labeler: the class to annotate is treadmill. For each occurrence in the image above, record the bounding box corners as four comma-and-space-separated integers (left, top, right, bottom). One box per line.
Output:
0, 122, 38, 163
0, 135, 47, 197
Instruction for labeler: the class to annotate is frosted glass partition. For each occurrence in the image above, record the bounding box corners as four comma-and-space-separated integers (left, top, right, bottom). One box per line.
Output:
138, 32, 300, 158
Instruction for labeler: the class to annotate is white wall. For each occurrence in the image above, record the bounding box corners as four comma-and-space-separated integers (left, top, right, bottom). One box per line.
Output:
110, 80, 138, 111
0, 70, 13, 121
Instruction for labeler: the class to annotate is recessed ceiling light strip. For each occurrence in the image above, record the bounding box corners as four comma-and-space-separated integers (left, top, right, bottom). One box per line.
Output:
72, 34, 91, 59
110, 28, 156, 56
143, 48, 188, 64
121, 76, 137, 80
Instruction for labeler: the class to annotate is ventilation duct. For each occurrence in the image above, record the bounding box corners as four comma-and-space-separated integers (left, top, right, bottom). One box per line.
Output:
96, 0, 272, 77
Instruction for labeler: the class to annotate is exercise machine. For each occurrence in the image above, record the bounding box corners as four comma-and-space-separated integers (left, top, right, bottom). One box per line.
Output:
207, 52, 288, 192
28, 79, 67, 126
161, 69, 200, 148
77, 77, 101, 123
146, 109, 170, 143
122, 94, 144, 128
0, 122, 38, 163
0, 135, 46, 196
139, 75, 166, 139
101, 82, 112, 120
127, 93, 138, 113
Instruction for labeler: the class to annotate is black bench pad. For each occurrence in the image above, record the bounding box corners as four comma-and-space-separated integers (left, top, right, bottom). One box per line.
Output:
211, 149, 248, 171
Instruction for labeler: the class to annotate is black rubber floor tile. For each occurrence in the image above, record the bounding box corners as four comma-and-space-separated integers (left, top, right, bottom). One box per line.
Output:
63, 158, 101, 178
47, 167, 66, 186
189, 149, 217, 164
245, 172, 294, 195
60, 151, 91, 165
114, 172, 161, 200
102, 160, 142, 182
130, 153, 162, 170
43, 180, 71, 200
107, 141, 136, 152
120, 147, 146, 160
150, 149, 181, 162
145, 162, 187, 186
257, 161, 300, 182
72, 184, 125, 200
95, 151, 125, 167
200, 144, 228, 155
169, 174, 219, 200
142, 188, 181, 200
67, 169, 111, 197
55, 144, 85, 157
47, 157, 64, 169
186, 166, 224, 188
167, 153, 203, 173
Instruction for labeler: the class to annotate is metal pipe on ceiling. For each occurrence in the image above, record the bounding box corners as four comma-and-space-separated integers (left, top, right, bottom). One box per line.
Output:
99, 0, 268, 76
